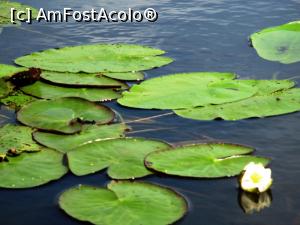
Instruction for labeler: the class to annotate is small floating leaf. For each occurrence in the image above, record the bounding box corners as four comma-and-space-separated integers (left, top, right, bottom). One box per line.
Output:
0, 1, 38, 25
103, 71, 144, 81
0, 148, 67, 188
21, 81, 121, 102
40, 71, 128, 88
67, 138, 170, 179
250, 21, 300, 64
33, 124, 128, 153
0, 124, 41, 158
0, 90, 37, 109
15, 44, 173, 73
59, 181, 187, 225
175, 88, 300, 121
145, 143, 270, 178
17, 97, 115, 134
118, 72, 261, 109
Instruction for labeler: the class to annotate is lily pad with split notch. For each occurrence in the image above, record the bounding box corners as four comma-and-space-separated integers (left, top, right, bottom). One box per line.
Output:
40, 71, 128, 88
0, 148, 67, 188
0, 124, 41, 158
250, 21, 300, 64
21, 81, 121, 102
118, 72, 263, 109
15, 44, 173, 73
67, 137, 171, 179
59, 181, 187, 225
145, 143, 270, 178
33, 123, 128, 153
17, 97, 115, 134
175, 88, 300, 121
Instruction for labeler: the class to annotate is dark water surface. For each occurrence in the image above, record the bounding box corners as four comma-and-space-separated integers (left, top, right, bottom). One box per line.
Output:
1, 0, 300, 224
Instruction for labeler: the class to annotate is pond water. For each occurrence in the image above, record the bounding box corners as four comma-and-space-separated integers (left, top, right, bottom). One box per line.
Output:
1, 0, 300, 224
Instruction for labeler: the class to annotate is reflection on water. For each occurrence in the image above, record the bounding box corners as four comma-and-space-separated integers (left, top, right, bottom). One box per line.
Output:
1, 0, 300, 225
239, 190, 272, 214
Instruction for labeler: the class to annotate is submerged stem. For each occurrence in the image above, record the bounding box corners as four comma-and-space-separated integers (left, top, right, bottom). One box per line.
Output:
16, 26, 80, 44
125, 112, 174, 124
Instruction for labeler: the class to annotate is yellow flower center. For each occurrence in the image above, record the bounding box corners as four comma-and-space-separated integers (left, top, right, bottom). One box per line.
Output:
250, 172, 263, 184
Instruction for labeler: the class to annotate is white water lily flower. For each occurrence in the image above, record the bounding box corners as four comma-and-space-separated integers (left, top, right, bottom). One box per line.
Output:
240, 162, 273, 193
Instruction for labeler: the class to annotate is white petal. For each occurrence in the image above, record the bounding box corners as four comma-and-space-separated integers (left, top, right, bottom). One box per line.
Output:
240, 162, 273, 193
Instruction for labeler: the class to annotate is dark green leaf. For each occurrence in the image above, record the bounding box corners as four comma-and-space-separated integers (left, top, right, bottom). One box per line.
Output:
59, 181, 187, 225
33, 124, 128, 153
40, 71, 128, 88
21, 81, 121, 102
0, 148, 67, 188
17, 97, 115, 134
67, 138, 170, 179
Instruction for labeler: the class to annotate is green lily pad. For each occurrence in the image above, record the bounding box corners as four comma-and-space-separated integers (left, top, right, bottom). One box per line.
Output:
0, 64, 24, 98
240, 79, 295, 95
33, 123, 128, 153
145, 143, 270, 178
0, 1, 38, 25
40, 71, 128, 88
103, 71, 144, 81
250, 21, 300, 64
59, 181, 187, 225
21, 81, 121, 102
175, 88, 300, 121
0, 124, 41, 158
0, 90, 37, 109
0, 16, 12, 26
0, 148, 67, 188
15, 44, 173, 73
117, 72, 266, 109
67, 138, 171, 179
17, 97, 115, 134
0, 64, 28, 79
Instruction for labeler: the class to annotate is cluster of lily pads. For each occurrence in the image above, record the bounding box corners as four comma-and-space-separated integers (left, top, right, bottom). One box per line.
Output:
0, 43, 271, 225
0, 7, 299, 223
118, 72, 300, 120
117, 20, 300, 121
